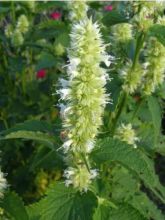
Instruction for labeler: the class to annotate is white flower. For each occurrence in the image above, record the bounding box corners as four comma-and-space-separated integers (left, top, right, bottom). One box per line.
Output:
57, 88, 71, 100
103, 55, 111, 67
62, 140, 73, 153
115, 123, 139, 148
59, 78, 69, 88
0, 169, 7, 198
64, 166, 98, 191
85, 140, 95, 153
90, 169, 98, 179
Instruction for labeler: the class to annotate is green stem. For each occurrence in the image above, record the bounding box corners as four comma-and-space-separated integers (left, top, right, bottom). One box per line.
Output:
11, 2, 16, 25
132, 32, 145, 70
108, 33, 145, 136
81, 153, 91, 172
110, 92, 127, 136
131, 98, 143, 122
2, 118, 9, 129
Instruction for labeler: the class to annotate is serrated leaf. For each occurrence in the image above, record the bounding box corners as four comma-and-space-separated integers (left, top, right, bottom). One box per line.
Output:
93, 198, 115, 220
149, 24, 165, 47
108, 203, 146, 220
110, 166, 138, 201
91, 137, 165, 202
2, 191, 29, 220
147, 96, 161, 141
29, 182, 97, 220
129, 192, 165, 220
102, 11, 129, 26
137, 123, 155, 151
109, 166, 164, 220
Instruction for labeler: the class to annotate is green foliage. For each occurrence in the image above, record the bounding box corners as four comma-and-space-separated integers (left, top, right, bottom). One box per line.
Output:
0, 1, 165, 220
149, 24, 165, 47
93, 198, 114, 220
108, 203, 146, 220
91, 137, 165, 202
27, 182, 98, 220
102, 11, 129, 26
1, 130, 56, 149
147, 96, 162, 141
2, 191, 29, 220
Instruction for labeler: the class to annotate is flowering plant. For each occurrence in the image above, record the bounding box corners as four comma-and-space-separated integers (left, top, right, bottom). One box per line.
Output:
0, 1, 165, 220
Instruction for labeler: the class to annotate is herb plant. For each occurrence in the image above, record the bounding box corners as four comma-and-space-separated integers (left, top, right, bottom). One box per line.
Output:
0, 1, 165, 220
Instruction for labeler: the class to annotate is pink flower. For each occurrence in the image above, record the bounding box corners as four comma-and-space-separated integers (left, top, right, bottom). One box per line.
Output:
50, 11, 61, 20
36, 69, 46, 79
104, 5, 113, 11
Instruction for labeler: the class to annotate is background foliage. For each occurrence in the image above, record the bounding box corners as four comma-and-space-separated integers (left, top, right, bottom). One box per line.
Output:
0, 1, 165, 220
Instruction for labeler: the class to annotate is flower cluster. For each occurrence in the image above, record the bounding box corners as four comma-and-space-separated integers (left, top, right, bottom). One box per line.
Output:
143, 37, 165, 95
60, 19, 110, 154
68, 1, 88, 21
5, 15, 29, 47
112, 23, 132, 42
0, 169, 7, 198
59, 1, 110, 191
120, 62, 143, 94
25, 1, 36, 12
115, 123, 139, 148
132, 1, 163, 31
16, 15, 29, 34
64, 166, 97, 192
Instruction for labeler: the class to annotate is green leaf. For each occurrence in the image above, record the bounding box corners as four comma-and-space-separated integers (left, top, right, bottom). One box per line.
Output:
109, 166, 164, 220
102, 10, 128, 26
36, 2, 67, 12
0, 131, 56, 149
36, 52, 56, 71
55, 32, 70, 48
149, 24, 165, 47
29, 147, 63, 171
129, 192, 165, 220
147, 96, 161, 140
92, 138, 155, 185
137, 123, 155, 151
108, 203, 146, 220
110, 166, 139, 201
0, 6, 10, 13
91, 138, 165, 202
27, 182, 97, 220
93, 198, 115, 220
2, 191, 29, 220
157, 136, 165, 156
0, 120, 54, 136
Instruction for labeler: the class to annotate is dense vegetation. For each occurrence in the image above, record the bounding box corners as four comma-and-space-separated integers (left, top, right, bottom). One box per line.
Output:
0, 1, 165, 219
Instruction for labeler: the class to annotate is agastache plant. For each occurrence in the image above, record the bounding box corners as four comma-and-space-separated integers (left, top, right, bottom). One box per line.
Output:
115, 123, 139, 148
0, 169, 7, 198
6, 14, 29, 47
58, 1, 111, 191
143, 37, 165, 95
